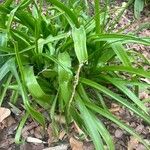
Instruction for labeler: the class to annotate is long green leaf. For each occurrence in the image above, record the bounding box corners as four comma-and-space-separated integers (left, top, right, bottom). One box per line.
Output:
92, 114, 115, 150
24, 66, 51, 108
111, 42, 131, 66
0, 58, 12, 81
75, 93, 104, 150
0, 74, 12, 106
103, 76, 148, 113
77, 90, 114, 149
134, 0, 144, 19
0, 33, 69, 57
99, 66, 150, 79
80, 78, 150, 124
85, 101, 149, 149
58, 52, 72, 103
15, 112, 29, 144
14, 41, 45, 127
89, 34, 150, 46
72, 26, 88, 64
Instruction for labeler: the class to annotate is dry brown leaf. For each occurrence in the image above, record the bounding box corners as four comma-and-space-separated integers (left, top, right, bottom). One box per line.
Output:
22, 122, 38, 134
47, 123, 57, 146
141, 78, 150, 84
109, 107, 120, 113
59, 130, 66, 140
26, 137, 46, 144
0, 107, 11, 122
54, 115, 66, 124
74, 122, 84, 135
128, 136, 139, 150
4, 116, 16, 127
114, 129, 123, 138
70, 137, 83, 150
0, 116, 16, 130
34, 126, 43, 139
43, 144, 68, 150
0, 138, 14, 149
139, 91, 149, 100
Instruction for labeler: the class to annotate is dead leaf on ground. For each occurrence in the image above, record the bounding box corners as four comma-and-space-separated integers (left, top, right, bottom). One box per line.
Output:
4, 116, 16, 127
22, 122, 38, 135
0, 107, 11, 122
59, 130, 66, 140
114, 129, 123, 138
74, 121, 84, 135
0, 115, 16, 130
0, 138, 14, 149
34, 126, 43, 139
83, 142, 94, 150
43, 144, 68, 150
20, 142, 44, 150
26, 137, 47, 144
47, 123, 58, 146
54, 115, 66, 124
139, 91, 149, 100
127, 136, 139, 150
70, 137, 83, 150
109, 107, 120, 113
141, 78, 150, 84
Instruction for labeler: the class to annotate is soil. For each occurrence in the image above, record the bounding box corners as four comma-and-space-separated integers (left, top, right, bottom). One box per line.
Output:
0, 1, 150, 150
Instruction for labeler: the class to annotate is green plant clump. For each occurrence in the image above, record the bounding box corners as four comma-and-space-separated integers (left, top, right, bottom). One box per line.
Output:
0, 0, 150, 149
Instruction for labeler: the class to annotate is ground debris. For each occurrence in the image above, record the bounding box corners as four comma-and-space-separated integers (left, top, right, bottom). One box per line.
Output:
70, 137, 83, 150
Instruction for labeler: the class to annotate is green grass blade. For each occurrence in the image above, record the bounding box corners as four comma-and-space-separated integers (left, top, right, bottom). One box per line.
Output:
0, 32, 7, 47
13, 41, 45, 127
77, 84, 91, 102
0, 74, 12, 106
134, 0, 144, 19
103, 76, 148, 113
89, 34, 150, 46
75, 93, 104, 150
85, 101, 149, 149
95, 91, 108, 110
15, 112, 29, 144
6, 0, 26, 32
24, 66, 51, 108
94, 0, 101, 34
72, 26, 88, 64
50, 92, 59, 136
92, 114, 115, 150
96, 48, 115, 67
80, 78, 150, 124
58, 52, 72, 103
111, 42, 131, 66
0, 58, 12, 80
99, 66, 150, 79
0, 33, 70, 57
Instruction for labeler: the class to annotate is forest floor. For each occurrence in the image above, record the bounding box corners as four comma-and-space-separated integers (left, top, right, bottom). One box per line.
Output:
0, 1, 150, 150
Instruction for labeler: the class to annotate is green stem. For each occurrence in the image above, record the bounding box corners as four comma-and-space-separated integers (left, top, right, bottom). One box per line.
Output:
15, 112, 29, 144
0, 74, 12, 106
94, 0, 101, 34
102, 0, 109, 33
10, 90, 19, 104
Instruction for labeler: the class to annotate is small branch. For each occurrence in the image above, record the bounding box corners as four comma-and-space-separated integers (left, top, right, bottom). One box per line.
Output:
68, 63, 83, 109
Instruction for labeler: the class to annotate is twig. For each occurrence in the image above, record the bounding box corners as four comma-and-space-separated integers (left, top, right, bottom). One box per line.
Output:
68, 63, 83, 109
